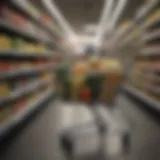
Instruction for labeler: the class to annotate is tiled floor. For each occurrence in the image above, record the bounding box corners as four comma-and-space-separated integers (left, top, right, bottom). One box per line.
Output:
0, 94, 160, 160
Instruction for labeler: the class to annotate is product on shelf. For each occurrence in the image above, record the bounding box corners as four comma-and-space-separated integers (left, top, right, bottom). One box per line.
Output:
28, 3, 40, 18
41, 13, 61, 36
0, 81, 10, 97
13, 97, 26, 113
0, 4, 7, 20
0, 105, 12, 124
0, 4, 48, 40
0, 58, 54, 73
40, 72, 53, 80
13, 38, 25, 51
0, 60, 14, 71
8, 75, 39, 93
0, 34, 12, 50
129, 56, 160, 101
0, 2, 54, 133
144, 9, 160, 29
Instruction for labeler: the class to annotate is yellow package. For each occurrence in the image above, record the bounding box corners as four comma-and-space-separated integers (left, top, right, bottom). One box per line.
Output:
0, 82, 10, 97
0, 34, 12, 50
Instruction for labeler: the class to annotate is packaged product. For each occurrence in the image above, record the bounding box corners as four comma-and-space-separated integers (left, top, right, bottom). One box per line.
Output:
144, 10, 160, 28
40, 73, 52, 80
71, 60, 87, 100
56, 63, 71, 100
0, 106, 12, 124
20, 61, 32, 69
99, 59, 124, 103
0, 60, 14, 71
28, 4, 40, 18
0, 81, 10, 97
0, 4, 8, 20
13, 38, 25, 51
13, 98, 26, 112
0, 34, 12, 50
25, 94, 33, 104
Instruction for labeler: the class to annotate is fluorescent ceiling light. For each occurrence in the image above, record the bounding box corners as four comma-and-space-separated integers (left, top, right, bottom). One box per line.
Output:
107, 0, 127, 32
42, 0, 76, 38
84, 24, 98, 32
96, 0, 114, 43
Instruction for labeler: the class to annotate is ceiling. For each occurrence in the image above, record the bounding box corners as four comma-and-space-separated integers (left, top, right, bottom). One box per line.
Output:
54, 0, 146, 34
54, 0, 104, 33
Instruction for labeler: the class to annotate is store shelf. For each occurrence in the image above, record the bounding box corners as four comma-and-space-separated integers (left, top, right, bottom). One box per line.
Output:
11, 0, 60, 40
141, 13, 160, 30
0, 79, 51, 107
0, 64, 56, 80
0, 21, 51, 44
141, 46, 160, 56
0, 50, 54, 59
0, 89, 53, 140
134, 0, 159, 22
142, 29, 160, 42
124, 84, 160, 111
116, 0, 159, 43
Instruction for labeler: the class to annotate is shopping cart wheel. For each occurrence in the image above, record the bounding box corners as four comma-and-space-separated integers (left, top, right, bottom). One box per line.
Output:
60, 133, 74, 160
122, 132, 131, 154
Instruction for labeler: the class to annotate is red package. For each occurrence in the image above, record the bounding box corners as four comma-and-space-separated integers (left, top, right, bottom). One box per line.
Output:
80, 88, 91, 103
13, 98, 26, 112
0, 61, 14, 71
0, 4, 8, 20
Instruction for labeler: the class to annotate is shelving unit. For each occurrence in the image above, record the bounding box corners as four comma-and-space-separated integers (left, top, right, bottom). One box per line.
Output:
126, 6, 160, 111
113, 0, 159, 47
141, 46, 160, 56
142, 29, 160, 42
0, 20, 51, 44
11, 0, 62, 41
0, 89, 53, 140
0, 50, 55, 59
0, 79, 51, 106
0, 1, 59, 140
124, 84, 160, 111
0, 64, 56, 80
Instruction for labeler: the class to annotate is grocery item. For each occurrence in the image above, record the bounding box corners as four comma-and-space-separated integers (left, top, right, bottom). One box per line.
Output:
0, 60, 14, 71
28, 4, 40, 18
86, 73, 103, 102
0, 106, 12, 124
71, 60, 87, 100
0, 81, 11, 97
0, 34, 12, 50
40, 72, 52, 80
13, 38, 25, 51
99, 59, 124, 103
144, 9, 160, 28
13, 98, 26, 113
80, 87, 91, 103
56, 57, 124, 103
56, 63, 71, 99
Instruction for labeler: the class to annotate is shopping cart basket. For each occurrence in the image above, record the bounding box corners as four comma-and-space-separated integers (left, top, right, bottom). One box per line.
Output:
59, 72, 130, 160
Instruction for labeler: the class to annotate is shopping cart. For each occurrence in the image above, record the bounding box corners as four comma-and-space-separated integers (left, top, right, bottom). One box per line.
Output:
58, 58, 130, 160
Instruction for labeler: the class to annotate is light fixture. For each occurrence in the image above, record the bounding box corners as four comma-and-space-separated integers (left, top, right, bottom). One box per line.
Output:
84, 24, 98, 34
95, 0, 127, 48
95, 0, 114, 44
42, 0, 76, 38
107, 0, 127, 32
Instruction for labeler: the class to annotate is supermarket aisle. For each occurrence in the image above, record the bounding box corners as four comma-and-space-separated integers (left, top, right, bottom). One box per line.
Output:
0, 94, 160, 160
